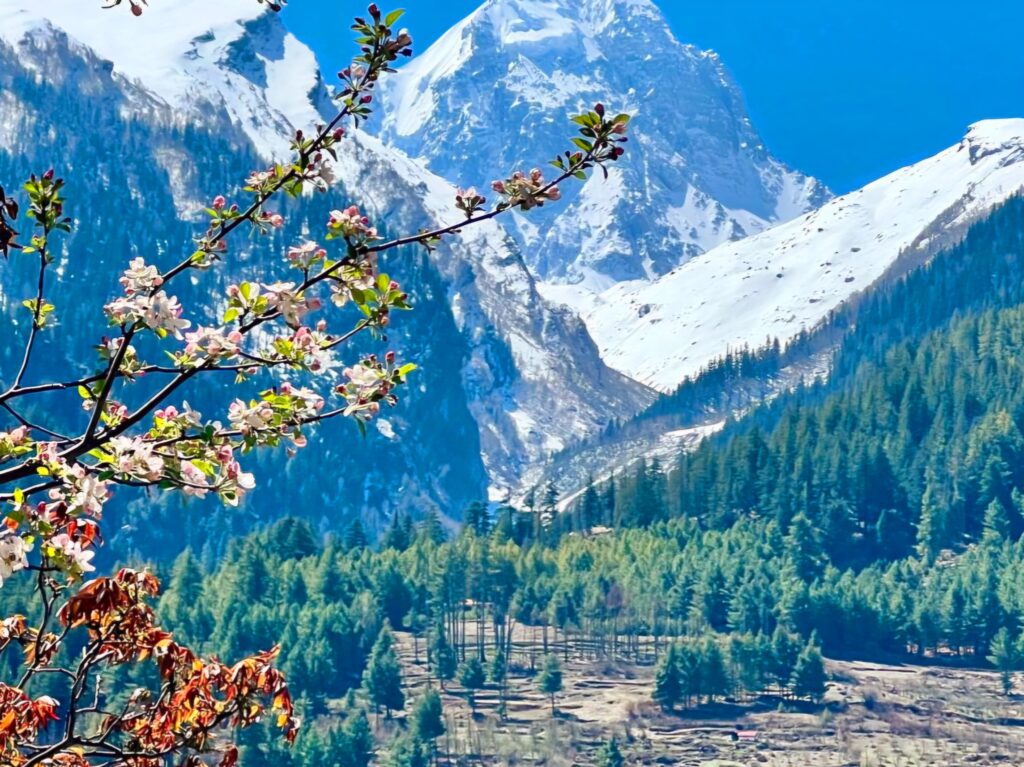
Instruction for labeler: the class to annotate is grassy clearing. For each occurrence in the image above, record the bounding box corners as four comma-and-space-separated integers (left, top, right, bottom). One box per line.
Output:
373, 622, 1024, 766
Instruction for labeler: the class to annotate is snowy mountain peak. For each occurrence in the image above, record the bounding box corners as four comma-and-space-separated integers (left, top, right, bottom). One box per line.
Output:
0, 0, 323, 158
962, 119, 1024, 164
581, 120, 1024, 392
376, 0, 830, 293
467, 0, 662, 40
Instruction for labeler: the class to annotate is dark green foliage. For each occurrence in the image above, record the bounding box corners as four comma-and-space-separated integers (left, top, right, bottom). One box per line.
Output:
386, 734, 430, 767
653, 644, 682, 711
596, 737, 625, 767
987, 628, 1021, 695
430, 624, 457, 688
537, 653, 563, 713
790, 640, 827, 701
458, 655, 486, 711
363, 624, 405, 717
573, 301, 1024, 569
412, 689, 446, 743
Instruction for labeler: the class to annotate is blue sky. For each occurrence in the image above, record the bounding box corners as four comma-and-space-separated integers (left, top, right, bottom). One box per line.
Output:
286, 1, 1024, 193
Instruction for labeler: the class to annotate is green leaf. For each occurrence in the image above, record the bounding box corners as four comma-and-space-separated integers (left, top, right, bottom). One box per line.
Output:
385, 9, 405, 26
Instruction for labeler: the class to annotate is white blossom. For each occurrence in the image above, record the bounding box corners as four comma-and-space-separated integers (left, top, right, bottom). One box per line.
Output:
0, 534, 31, 587
119, 257, 163, 296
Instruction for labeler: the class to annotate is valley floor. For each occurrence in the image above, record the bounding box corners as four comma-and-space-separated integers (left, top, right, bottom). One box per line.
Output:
371, 625, 1024, 767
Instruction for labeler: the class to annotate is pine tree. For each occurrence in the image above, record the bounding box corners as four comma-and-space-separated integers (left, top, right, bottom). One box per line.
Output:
462, 501, 490, 536
342, 710, 375, 767
700, 637, 731, 703
596, 736, 625, 767
790, 641, 827, 702
785, 513, 823, 581
385, 735, 430, 767
983, 498, 1013, 542
412, 689, 445, 762
580, 476, 601, 530
458, 656, 486, 713
490, 649, 508, 718
542, 480, 560, 517
345, 519, 369, 551
653, 644, 682, 712
430, 625, 457, 689
363, 624, 405, 718
987, 627, 1020, 695
419, 507, 447, 545
770, 627, 801, 695
383, 512, 412, 551
537, 653, 563, 715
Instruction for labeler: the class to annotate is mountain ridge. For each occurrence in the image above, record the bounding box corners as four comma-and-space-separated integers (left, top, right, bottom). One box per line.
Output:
575, 118, 1024, 392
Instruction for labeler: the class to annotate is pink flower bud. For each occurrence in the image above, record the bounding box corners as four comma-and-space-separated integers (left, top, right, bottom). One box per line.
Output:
212, 195, 226, 211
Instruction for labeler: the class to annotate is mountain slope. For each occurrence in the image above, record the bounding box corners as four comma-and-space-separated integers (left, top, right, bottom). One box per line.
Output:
582, 120, 1024, 391
0, 0, 651, 549
375, 0, 829, 294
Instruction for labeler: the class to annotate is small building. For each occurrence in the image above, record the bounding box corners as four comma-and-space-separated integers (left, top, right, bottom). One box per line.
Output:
729, 729, 759, 742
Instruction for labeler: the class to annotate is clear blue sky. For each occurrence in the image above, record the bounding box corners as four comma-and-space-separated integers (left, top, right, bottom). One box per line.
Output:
286, 1, 1024, 193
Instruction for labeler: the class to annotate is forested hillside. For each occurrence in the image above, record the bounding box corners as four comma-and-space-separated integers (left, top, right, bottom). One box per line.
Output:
22, 509, 1014, 765
566, 195, 1024, 566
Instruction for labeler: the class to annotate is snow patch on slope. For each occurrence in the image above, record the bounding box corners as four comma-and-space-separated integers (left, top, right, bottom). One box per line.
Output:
579, 120, 1024, 392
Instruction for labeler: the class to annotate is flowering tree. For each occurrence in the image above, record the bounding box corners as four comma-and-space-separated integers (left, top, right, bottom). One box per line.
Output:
0, 2, 630, 765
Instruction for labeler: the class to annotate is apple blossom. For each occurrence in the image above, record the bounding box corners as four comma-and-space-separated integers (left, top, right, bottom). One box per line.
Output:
287, 240, 327, 271
119, 256, 163, 295
327, 205, 378, 242
46, 533, 96, 576
0, 534, 30, 586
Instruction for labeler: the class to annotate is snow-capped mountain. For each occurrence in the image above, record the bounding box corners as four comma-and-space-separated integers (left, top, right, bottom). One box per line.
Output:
579, 120, 1024, 391
0, 0, 328, 159
375, 0, 830, 298
0, 0, 651, 542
